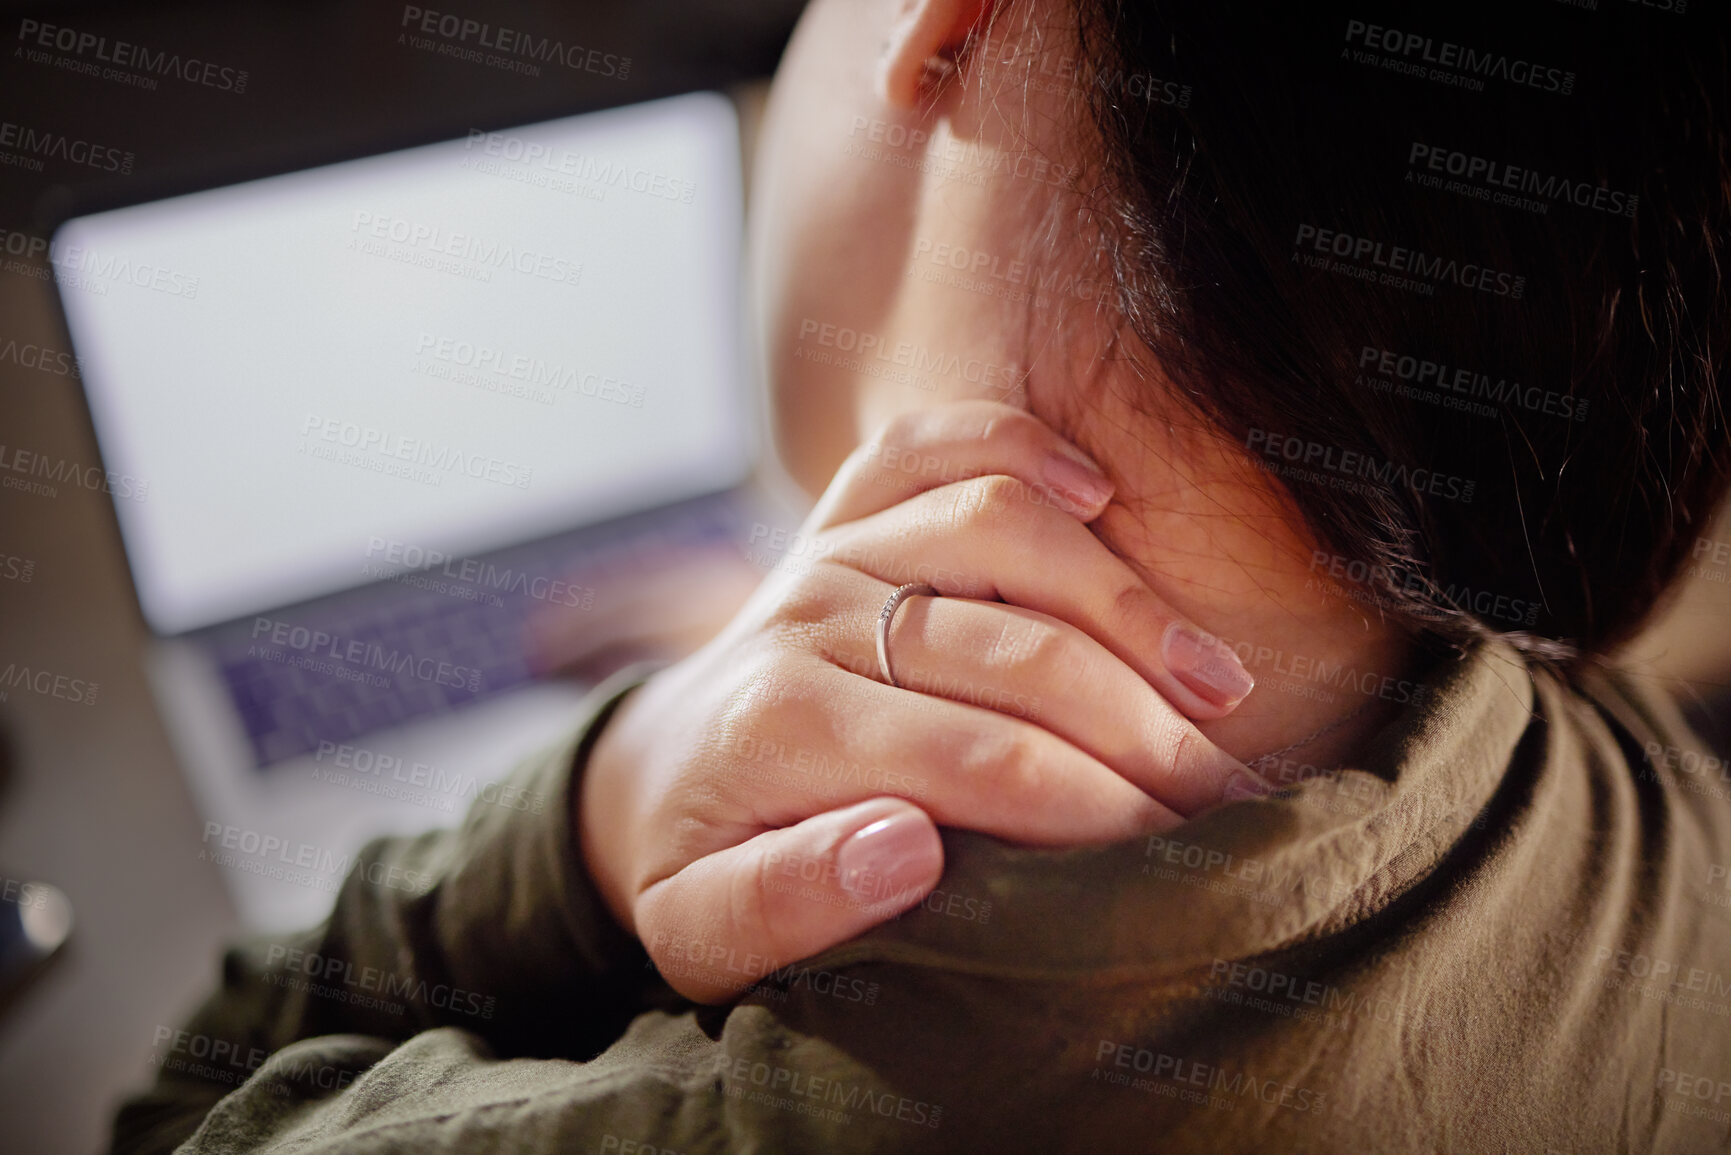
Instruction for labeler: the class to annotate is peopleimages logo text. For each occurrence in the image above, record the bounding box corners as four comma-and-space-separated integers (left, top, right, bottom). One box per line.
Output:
348, 212, 582, 287
1407, 143, 1637, 219
1357, 346, 1587, 423
300, 415, 535, 490
0, 444, 147, 500
399, 6, 630, 78
16, 18, 250, 92
1294, 224, 1525, 299
1343, 19, 1574, 95
0, 120, 132, 173
1246, 429, 1475, 504
249, 616, 482, 692
463, 131, 694, 204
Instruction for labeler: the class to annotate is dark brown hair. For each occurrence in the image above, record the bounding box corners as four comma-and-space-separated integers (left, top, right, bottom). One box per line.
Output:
1068, 1, 1731, 665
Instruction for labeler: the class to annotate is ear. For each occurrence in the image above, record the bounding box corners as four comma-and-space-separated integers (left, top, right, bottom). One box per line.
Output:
876, 0, 994, 108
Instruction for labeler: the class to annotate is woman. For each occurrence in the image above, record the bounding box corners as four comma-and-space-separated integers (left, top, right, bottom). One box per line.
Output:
114, 0, 1731, 1152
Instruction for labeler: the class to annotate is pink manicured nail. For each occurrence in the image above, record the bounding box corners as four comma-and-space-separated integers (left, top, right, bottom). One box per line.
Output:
837, 813, 941, 904
1222, 772, 1276, 804
1162, 622, 1255, 709
1042, 443, 1113, 510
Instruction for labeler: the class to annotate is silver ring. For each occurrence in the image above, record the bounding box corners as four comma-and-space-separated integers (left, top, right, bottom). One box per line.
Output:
876, 582, 939, 689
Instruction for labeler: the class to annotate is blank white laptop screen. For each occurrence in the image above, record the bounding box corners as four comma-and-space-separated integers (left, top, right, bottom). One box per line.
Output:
55, 91, 753, 636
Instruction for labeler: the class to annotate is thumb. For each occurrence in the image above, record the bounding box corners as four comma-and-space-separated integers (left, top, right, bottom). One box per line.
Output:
634, 797, 944, 1003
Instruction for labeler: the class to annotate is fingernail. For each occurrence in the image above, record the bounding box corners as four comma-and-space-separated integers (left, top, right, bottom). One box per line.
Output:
1162, 622, 1255, 709
837, 812, 941, 904
1222, 772, 1276, 804
1042, 443, 1113, 510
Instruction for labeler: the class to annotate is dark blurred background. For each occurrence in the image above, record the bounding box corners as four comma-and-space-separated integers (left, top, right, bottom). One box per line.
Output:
1, 0, 807, 227
0, 2, 801, 1150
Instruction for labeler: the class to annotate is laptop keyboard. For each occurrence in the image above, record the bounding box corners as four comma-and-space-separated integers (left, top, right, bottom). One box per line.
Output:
215, 593, 534, 766
209, 495, 747, 767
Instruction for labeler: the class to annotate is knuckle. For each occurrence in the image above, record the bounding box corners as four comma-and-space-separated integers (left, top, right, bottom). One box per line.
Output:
949, 473, 1028, 527
713, 654, 787, 739
973, 411, 1013, 455
1111, 580, 1158, 632
1146, 716, 1197, 782
991, 618, 1085, 692
959, 726, 1046, 801
978, 472, 1027, 511
977, 408, 1044, 458
938, 480, 988, 531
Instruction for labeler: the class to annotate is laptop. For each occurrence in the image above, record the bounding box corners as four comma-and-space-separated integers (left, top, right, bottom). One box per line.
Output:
51, 91, 766, 932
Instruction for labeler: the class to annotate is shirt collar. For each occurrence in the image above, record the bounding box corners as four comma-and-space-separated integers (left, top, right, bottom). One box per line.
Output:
807, 638, 1538, 983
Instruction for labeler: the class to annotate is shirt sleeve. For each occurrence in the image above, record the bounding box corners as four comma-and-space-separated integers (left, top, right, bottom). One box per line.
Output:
154, 1002, 953, 1155
109, 662, 669, 1155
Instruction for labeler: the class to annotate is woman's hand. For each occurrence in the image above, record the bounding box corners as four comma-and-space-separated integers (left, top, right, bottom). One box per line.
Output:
579, 400, 1263, 1002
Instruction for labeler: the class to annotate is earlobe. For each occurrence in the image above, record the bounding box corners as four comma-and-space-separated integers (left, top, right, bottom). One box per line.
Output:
875, 0, 993, 108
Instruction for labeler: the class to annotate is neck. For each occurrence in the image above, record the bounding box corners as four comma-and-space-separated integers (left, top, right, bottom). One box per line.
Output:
833, 127, 1414, 781
1037, 378, 1419, 781
849, 356, 1417, 781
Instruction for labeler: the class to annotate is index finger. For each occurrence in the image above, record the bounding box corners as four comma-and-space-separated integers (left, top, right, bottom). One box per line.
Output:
821, 474, 1258, 719
807, 400, 1115, 531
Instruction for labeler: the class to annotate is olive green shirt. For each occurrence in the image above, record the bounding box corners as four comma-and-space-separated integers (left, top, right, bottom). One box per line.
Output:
111, 642, 1731, 1153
